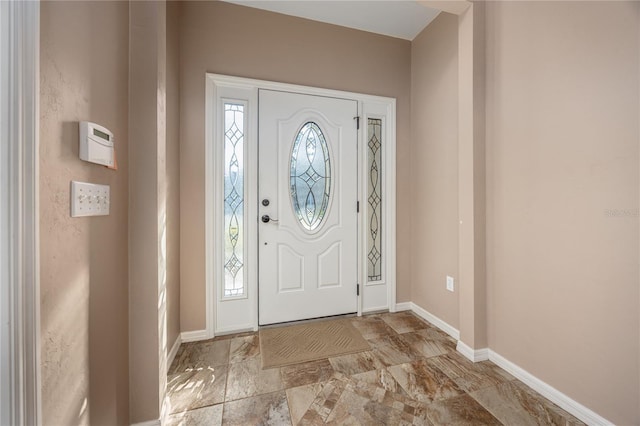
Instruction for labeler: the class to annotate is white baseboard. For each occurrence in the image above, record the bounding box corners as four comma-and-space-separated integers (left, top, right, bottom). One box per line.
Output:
456, 340, 489, 362
167, 335, 181, 368
488, 350, 613, 426
399, 303, 611, 424
394, 302, 412, 312
130, 420, 160, 426
180, 329, 208, 343
409, 302, 460, 340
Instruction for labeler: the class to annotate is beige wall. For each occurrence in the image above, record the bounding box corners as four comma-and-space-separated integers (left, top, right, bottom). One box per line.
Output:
457, 0, 489, 350
38, 1, 638, 423
179, 1, 412, 331
166, 0, 181, 361
128, 1, 168, 422
484, 2, 639, 424
410, 12, 460, 328
40, 1, 130, 425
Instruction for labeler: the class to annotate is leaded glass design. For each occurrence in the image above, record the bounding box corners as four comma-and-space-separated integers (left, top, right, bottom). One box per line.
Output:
367, 118, 382, 282
223, 103, 245, 297
290, 122, 331, 231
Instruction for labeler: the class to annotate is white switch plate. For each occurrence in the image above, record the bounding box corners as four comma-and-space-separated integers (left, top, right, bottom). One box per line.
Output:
71, 181, 110, 217
446, 275, 455, 292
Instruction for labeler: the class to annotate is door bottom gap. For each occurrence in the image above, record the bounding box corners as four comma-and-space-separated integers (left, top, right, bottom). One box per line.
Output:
259, 312, 357, 329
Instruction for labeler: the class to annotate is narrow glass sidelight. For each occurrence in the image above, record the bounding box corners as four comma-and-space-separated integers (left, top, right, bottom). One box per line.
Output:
367, 118, 382, 282
290, 122, 331, 231
223, 103, 245, 297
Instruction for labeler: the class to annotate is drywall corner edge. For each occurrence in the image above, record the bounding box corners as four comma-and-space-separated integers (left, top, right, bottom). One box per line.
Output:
456, 340, 488, 362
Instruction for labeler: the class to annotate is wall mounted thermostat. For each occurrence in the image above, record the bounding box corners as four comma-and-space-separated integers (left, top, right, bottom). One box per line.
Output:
79, 121, 115, 168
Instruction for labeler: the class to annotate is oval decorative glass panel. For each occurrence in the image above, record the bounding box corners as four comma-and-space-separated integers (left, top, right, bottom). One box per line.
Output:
290, 122, 332, 231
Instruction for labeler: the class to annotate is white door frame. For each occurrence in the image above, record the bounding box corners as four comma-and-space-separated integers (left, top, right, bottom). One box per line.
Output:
0, 1, 42, 424
205, 74, 396, 337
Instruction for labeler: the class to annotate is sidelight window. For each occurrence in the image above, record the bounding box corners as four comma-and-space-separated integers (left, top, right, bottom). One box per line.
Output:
367, 118, 382, 282
223, 103, 245, 297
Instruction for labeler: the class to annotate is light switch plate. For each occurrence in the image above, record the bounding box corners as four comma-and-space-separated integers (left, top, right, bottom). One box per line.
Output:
446, 275, 455, 292
71, 181, 110, 217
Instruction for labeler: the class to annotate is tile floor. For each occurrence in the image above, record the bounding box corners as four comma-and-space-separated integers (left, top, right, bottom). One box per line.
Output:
166, 311, 585, 425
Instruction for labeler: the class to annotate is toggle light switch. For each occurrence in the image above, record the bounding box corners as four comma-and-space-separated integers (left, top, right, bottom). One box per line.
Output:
71, 181, 110, 217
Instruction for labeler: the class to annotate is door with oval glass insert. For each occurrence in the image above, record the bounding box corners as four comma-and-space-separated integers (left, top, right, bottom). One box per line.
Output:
258, 90, 358, 325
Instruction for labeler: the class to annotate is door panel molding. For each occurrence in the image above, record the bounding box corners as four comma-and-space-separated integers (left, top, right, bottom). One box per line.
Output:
318, 242, 342, 288
277, 244, 304, 292
205, 74, 396, 336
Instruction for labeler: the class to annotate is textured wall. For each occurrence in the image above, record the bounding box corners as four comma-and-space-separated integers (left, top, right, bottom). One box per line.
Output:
485, 2, 639, 423
39, 1, 129, 424
179, 1, 412, 331
410, 12, 459, 328
166, 0, 181, 365
128, 1, 167, 422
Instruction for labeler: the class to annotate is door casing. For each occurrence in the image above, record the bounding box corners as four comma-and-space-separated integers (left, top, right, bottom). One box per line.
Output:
205, 73, 397, 337
0, 1, 42, 424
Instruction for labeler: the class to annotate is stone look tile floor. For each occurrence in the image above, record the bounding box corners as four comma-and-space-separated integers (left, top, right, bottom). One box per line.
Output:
166, 312, 585, 425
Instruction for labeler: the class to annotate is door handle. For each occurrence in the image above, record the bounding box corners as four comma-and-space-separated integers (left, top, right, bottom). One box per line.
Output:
261, 214, 278, 223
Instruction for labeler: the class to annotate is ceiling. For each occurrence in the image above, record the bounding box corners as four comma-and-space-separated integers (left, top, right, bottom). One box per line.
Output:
222, 1, 441, 41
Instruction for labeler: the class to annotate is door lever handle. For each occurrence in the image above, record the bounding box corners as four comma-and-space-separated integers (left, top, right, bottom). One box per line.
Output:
261, 214, 279, 223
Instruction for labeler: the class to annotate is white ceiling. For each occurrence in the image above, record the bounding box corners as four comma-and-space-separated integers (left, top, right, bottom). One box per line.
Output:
223, 1, 441, 41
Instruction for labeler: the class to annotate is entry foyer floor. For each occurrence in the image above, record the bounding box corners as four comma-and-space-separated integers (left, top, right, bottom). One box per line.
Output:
166, 311, 584, 425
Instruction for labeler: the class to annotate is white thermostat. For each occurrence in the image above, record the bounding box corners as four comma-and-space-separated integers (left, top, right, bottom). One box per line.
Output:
79, 121, 114, 167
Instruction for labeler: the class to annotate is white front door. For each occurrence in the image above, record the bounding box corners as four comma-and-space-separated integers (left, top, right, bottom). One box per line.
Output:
258, 90, 359, 325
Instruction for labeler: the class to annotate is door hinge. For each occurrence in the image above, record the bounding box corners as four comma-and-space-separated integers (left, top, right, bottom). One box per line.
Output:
354, 116, 360, 130
357, 201, 360, 213
357, 283, 360, 296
